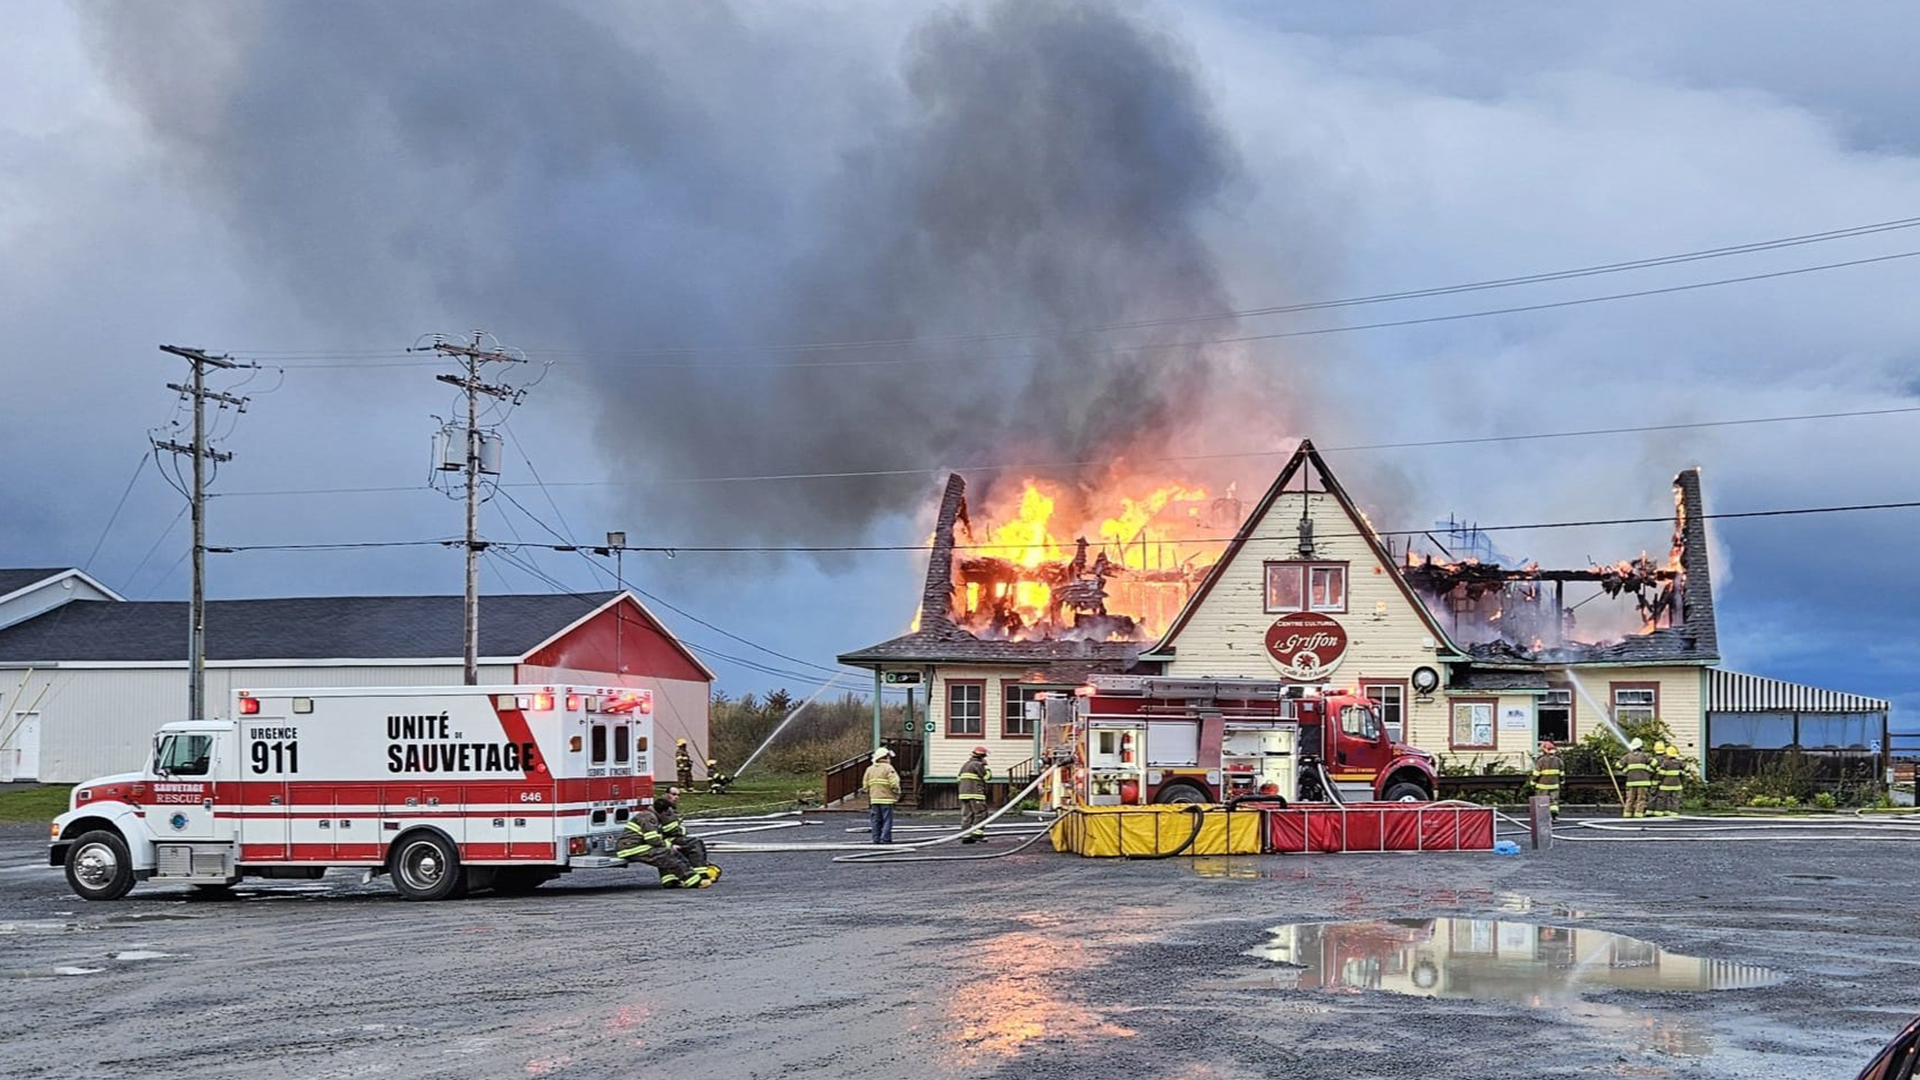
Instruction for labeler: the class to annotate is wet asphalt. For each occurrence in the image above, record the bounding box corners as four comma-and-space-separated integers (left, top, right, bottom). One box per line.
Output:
3, 816, 1916, 1079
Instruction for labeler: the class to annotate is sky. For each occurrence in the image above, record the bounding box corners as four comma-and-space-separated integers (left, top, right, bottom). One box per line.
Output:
1, 1, 1915, 728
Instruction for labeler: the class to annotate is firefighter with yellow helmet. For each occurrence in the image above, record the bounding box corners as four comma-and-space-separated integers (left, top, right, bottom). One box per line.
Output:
675, 738, 693, 788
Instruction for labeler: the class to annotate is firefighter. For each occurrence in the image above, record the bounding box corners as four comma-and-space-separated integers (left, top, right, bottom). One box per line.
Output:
1654, 741, 1686, 817
675, 739, 693, 789
1620, 737, 1655, 819
654, 786, 719, 881
705, 759, 734, 795
616, 802, 709, 889
957, 745, 992, 843
862, 746, 901, 844
1530, 740, 1564, 819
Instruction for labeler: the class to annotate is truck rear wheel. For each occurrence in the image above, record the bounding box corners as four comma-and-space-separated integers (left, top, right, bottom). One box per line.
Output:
65, 830, 134, 902
1382, 781, 1430, 802
1154, 782, 1210, 805
390, 833, 466, 901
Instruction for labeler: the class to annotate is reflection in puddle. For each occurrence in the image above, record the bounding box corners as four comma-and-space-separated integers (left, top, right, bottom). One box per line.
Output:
1243, 920, 1782, 1056
943, 923, 1139, 1062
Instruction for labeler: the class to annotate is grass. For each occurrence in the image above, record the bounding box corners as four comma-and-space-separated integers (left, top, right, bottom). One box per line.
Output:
0, 785, 72, 825
677, 770, 822, 817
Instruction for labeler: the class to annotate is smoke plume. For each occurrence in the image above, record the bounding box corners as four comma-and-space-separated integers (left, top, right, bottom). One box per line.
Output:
82, 0, 1293, 549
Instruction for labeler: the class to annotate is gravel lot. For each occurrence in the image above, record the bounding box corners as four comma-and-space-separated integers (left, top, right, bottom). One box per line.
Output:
4, 816, 1914, 1079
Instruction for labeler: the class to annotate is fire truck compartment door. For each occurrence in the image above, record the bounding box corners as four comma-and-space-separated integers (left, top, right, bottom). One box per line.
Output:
239, 781, 289, 860
1145, 722, 1199, 767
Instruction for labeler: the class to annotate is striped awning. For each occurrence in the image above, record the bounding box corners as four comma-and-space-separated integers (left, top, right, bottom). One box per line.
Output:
1709, 668, 1889, 713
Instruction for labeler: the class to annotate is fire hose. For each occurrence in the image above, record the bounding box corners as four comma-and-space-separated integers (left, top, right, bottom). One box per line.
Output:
832, 766, 1063, 864
1553, 811, 1920, 843
1118, 803, 1206, 861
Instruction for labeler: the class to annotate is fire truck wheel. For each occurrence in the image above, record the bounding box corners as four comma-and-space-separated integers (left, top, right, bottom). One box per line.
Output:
1153, 782, 1210, 805
390, 832, 466, 901
65, 830, 134, 902
1382, 781, 1430, 803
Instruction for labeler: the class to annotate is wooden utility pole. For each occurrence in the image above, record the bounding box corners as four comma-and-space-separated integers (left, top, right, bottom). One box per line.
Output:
157, 345, 250, 719
432, 333, 524, 685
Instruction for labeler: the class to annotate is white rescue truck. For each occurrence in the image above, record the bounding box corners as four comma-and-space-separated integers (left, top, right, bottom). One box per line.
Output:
49, 685, 656, 901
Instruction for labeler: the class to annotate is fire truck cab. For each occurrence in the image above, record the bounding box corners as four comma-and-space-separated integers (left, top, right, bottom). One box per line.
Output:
49, 685, 656, 902
1052, 675, 1437, 806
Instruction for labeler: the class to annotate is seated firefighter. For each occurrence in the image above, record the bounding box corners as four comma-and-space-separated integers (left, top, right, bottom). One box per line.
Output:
617, 801, 712, 889
653, 786, 720, 882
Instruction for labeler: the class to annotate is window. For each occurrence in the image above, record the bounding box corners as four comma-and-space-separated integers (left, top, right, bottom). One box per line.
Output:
1611, 683, 1659, 726
1264, 562, 1348, 613
1538, 688, 1573, 744
1449, 699, 1496, 750
613, 725, 632, 764
155, 734, 212, 777
1798, 712, 1878, 750
590, 723, 608, 765
1361, 683, 1405, 742
1001, 683, 1044, 739
945, 681, 985, 737
1339, 705, 1380, 742
1709, 711, 1793, 749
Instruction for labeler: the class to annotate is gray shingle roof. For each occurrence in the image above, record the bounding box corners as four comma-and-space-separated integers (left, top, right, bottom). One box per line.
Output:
0, 593, 621, 663
0, 568, 76, 597
840, 627, 1142, 670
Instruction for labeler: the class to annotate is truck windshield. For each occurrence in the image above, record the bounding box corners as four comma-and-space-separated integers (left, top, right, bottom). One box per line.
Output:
1340, 706, 1381, 743
154, 733, 213, 776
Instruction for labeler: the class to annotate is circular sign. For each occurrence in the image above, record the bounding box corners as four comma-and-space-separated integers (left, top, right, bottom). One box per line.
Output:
1263, 612, 1350, 680
924, 720, 937, 733
1411, 666, 1441, 694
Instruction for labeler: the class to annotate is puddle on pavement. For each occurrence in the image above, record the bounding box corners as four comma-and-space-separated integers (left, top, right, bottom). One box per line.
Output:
110, 949, 178, 961
1495, 893, 1590, 920
1241, 919, 1781, 1002
7, 966, 105, 978
1238, 919, 1783, 1058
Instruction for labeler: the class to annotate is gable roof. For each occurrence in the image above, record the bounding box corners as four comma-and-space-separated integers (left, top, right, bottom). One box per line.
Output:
839, 625, 1142, 673
0, 568, 125, 604
1147, 440, 1464, 658
0, 592, 660, 664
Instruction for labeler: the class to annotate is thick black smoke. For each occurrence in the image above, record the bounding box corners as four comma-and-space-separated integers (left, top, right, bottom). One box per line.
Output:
84, 0, 1286, 546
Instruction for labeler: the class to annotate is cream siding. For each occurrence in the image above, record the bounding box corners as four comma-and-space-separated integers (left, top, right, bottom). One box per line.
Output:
924, 665, 1042, 779
1162, 488, 1456, 751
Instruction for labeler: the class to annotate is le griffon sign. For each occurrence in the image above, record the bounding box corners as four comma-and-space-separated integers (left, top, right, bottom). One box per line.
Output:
1263, 612, 1350, 680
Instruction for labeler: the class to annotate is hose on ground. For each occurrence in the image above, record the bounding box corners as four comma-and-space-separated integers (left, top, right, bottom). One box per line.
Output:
832, 767, 1061, 864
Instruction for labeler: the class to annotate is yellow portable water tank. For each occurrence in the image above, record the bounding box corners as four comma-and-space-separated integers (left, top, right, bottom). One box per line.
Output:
1050, 804, 1264, 858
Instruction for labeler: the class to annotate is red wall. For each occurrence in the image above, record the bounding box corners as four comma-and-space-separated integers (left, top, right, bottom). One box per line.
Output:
521, 600, 710, 683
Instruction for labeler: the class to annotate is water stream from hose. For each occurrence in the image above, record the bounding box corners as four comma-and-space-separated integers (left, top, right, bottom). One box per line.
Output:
1562, 667, 1630, 747
733, 673, 844, 778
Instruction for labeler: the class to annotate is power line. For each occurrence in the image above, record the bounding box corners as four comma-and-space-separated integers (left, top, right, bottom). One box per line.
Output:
207, 498, 1920, 556
217, 403, 1920, 496
235, 213, 1920, 362
83, 453, 151, 573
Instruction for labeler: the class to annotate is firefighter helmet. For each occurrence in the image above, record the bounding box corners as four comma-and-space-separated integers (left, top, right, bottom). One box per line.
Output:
1539, 740, 1555, 753
873, 746, 893, 759
1627, 737, 1643, 751
676, 738, 687, 747
972, 745, 988, 756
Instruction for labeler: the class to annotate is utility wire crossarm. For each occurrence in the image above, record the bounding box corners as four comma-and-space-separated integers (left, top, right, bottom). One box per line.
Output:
428, 331, 529, 685
156, 344, 259, 721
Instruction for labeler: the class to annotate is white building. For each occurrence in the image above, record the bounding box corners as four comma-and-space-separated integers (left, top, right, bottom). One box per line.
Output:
0, 570, 712, 784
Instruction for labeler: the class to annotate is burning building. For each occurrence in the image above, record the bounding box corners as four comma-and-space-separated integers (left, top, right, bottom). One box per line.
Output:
840, 440, 1886, 805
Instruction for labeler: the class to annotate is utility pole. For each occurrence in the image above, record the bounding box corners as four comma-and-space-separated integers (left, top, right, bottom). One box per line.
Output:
432, 333, 524, 685
607, 531, 627, 675
157, 345, 251, 720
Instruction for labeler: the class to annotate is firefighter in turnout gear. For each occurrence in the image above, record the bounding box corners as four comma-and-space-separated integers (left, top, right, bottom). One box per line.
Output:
705, 759, 734, 795
675, 739, 693, 789
1530, 741, 1564, 819
654, 786, 719, 882
957, 745, 992, 843
617, 804, 710, 889
1620, 737, 1655, 819
1654, 741, 1685, 817
862, 746, 901, 844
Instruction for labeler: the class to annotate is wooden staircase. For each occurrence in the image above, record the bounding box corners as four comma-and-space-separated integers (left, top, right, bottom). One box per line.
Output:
824, 738, 925, 809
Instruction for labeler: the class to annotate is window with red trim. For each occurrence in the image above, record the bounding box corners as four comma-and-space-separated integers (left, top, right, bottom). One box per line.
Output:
1001, 682, 1043, 738
1264, 561, 1348, 614
945, 680, 985, 738
1449, 698, 1497, 750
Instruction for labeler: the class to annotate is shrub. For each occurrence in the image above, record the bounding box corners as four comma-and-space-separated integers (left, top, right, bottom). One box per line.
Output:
1813, 791, 1837, 810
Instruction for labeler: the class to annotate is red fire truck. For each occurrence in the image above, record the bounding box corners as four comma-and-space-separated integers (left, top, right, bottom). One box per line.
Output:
48, 685, 655, 902
1051, 675, 1437, 806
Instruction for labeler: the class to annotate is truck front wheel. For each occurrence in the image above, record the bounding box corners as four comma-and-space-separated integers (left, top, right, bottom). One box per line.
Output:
1154, 782, 1210, 805
65, 830, 134, 901
1382, 781, 1430, 803
390, 833, 466, 901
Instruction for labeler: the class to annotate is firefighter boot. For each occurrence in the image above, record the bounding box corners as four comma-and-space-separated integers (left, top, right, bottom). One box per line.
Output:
703, 864, 722, 882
